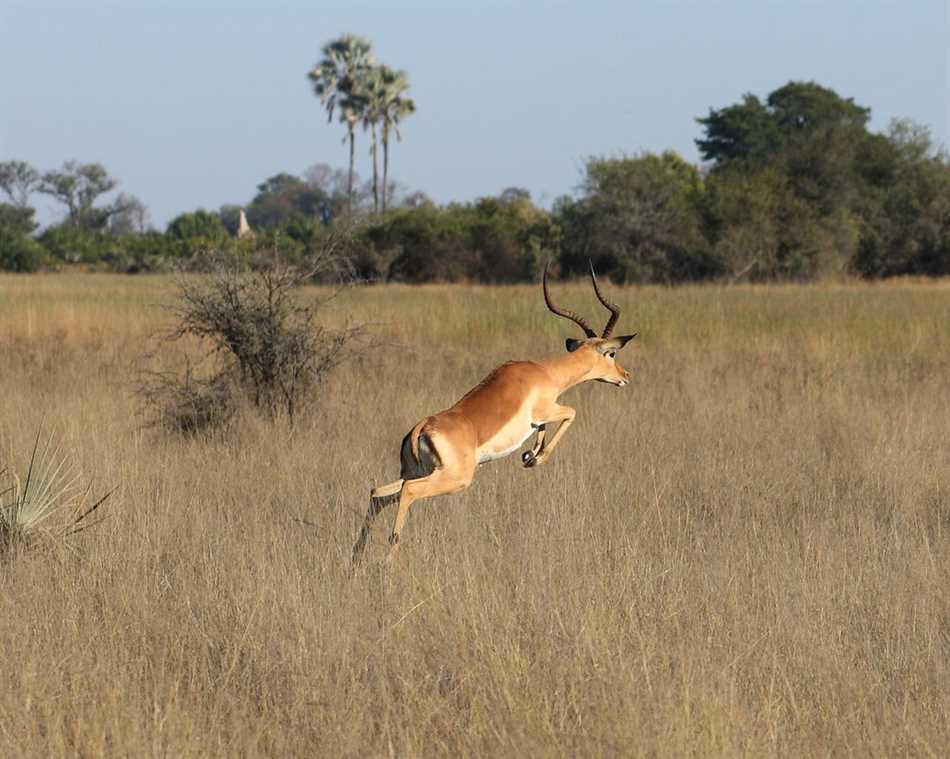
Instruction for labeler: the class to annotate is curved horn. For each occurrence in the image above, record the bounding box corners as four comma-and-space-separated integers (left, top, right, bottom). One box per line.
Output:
588, 261, 621, 338
543, 262, 596, 338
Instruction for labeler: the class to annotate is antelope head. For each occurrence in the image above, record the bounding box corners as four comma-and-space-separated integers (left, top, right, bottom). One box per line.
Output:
543, 262, 638, 387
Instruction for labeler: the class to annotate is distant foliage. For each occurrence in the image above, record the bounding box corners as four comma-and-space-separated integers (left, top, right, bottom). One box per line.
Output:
0, 203, 45, 272
245, 172, 339, 229
695, 82, 950, 280
1, 79, 947, 280
356, 192, 557, 283
166, 209, 228, 244
555, 151, 720, 283
0, 227, 46, 272
852, 120, 950, 277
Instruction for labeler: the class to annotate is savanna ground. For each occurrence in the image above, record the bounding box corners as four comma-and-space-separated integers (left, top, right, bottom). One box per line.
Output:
0, 273, 948, 758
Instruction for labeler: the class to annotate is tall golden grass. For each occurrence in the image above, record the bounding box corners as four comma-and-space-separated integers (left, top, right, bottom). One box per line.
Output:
0, 273, 947, 757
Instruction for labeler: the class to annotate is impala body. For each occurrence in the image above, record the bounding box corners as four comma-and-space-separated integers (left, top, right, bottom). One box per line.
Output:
352, 264, 637, 563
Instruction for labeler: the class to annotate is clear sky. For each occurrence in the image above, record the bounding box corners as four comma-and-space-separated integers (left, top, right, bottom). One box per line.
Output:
3, 0, 948, 228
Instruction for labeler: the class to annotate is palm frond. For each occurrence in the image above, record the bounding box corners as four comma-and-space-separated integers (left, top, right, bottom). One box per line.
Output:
0, 431, 113, 557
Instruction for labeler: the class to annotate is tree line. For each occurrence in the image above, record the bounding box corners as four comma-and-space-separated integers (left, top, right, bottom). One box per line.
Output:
1, 77, 947, 281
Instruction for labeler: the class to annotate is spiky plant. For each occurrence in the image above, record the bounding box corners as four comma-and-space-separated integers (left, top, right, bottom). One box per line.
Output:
0, 432, 111, 558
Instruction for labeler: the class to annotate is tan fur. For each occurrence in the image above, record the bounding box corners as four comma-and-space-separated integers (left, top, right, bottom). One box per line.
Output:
408, 418, 428, 461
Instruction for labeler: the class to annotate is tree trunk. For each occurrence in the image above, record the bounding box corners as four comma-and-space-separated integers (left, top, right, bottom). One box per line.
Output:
371, 124, 379, 214
382, 128, 390, 214
347, 126, 355, 214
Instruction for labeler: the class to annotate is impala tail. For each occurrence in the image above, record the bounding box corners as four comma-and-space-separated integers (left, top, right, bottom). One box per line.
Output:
401, 419, 441, 480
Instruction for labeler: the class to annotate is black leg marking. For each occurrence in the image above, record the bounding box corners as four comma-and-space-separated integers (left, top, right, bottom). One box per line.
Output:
352, 492, 400, 565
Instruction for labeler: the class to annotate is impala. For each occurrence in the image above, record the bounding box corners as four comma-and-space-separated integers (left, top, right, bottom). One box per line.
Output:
352, 263, 637, 563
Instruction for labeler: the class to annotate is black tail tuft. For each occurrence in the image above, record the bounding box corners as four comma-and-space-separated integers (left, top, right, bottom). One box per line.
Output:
399, 430, 440, 481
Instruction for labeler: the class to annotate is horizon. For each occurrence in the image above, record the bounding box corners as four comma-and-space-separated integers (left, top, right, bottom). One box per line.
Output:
3, 0, 948, 229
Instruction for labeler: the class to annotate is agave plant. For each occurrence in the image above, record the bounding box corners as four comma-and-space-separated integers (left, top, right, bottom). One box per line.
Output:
0, 432, 111, 557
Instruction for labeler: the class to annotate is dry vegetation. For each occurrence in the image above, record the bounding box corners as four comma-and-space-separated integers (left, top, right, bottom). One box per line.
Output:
0, 273, 947, 757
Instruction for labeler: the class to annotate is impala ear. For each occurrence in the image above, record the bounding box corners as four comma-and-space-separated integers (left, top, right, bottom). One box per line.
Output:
602, 333, 638, 351
565, 338, 585, 352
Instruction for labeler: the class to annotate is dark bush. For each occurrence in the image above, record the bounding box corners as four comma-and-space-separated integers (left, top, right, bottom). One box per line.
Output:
0, 227, 46, 272
140, 238, 364, 431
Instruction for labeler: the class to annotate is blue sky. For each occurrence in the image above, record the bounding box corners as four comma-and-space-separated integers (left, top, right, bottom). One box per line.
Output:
2, 0, 948, 228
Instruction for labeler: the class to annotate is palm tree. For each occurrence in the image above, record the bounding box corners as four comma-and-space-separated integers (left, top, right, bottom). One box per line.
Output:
360, 68, 386, 214
307, 35, 375, 212
377, 67, 416, 213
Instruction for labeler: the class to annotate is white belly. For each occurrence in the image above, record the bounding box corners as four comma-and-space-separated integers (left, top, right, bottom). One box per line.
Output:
476, 421, 537, 464
478, 426, 534, 464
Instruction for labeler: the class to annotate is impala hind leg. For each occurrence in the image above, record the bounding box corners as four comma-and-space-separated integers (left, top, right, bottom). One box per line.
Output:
387, 466, 474, 562
352, 479, 404, 565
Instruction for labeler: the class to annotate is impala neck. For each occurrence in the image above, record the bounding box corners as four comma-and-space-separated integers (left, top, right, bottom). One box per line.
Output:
538, 349, 599, 393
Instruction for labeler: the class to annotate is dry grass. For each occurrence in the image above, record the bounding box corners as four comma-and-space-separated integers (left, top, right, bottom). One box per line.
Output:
0, 273, 947, 757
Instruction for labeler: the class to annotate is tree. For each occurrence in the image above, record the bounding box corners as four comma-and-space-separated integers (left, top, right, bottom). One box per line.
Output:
766, 81, 869, 133
560, 152, 717, 283
36, 226, 112, 265
361, 67, 385, 213
303, 163, 352, 220
374, 66, 415, 213
307, 35, 376, 212
360, 66, 416, 214
357, 191, 560, 284
245, 172, 333, 229
702, 167, 818, 280
0, 161, 40, 208
218, 204, 243, 236
499, 187, 532, 204
695, 82, 892, 278
696, 82, 870, 171
166, 210, 228, 244
0, 203, 38, 237
37, 161, 119, 230
0, 203, 45, 272
853, 120, 950, 277
401, 190, 433, 209
468, 192, 558, 282
108, 193, 149, 235
695, 94, 780, 167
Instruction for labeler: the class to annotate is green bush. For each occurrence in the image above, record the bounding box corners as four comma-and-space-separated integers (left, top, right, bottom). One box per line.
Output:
38, 225, 113, 264
0, 226, 46, 272
359, 194, 559, 283
556, 152, 719, 283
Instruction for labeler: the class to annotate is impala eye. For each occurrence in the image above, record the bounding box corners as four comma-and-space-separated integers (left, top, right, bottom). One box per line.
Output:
606, 351, 616, 359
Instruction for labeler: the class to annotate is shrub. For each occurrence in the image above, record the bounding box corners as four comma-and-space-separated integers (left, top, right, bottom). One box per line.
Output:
0, 226, 46, 272
140, 237, 365, 431
136, 361, 237, 434
38, 225, 113, 264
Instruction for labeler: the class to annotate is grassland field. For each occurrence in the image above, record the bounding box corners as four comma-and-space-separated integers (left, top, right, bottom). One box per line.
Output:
0, 273, 948, 757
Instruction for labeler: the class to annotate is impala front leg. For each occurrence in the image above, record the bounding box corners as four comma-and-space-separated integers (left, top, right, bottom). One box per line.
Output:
521, 424, 546, 467
523, 406, 575, 467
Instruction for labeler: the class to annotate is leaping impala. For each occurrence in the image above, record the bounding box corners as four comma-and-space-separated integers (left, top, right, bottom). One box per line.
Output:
352, 263, 638, 564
